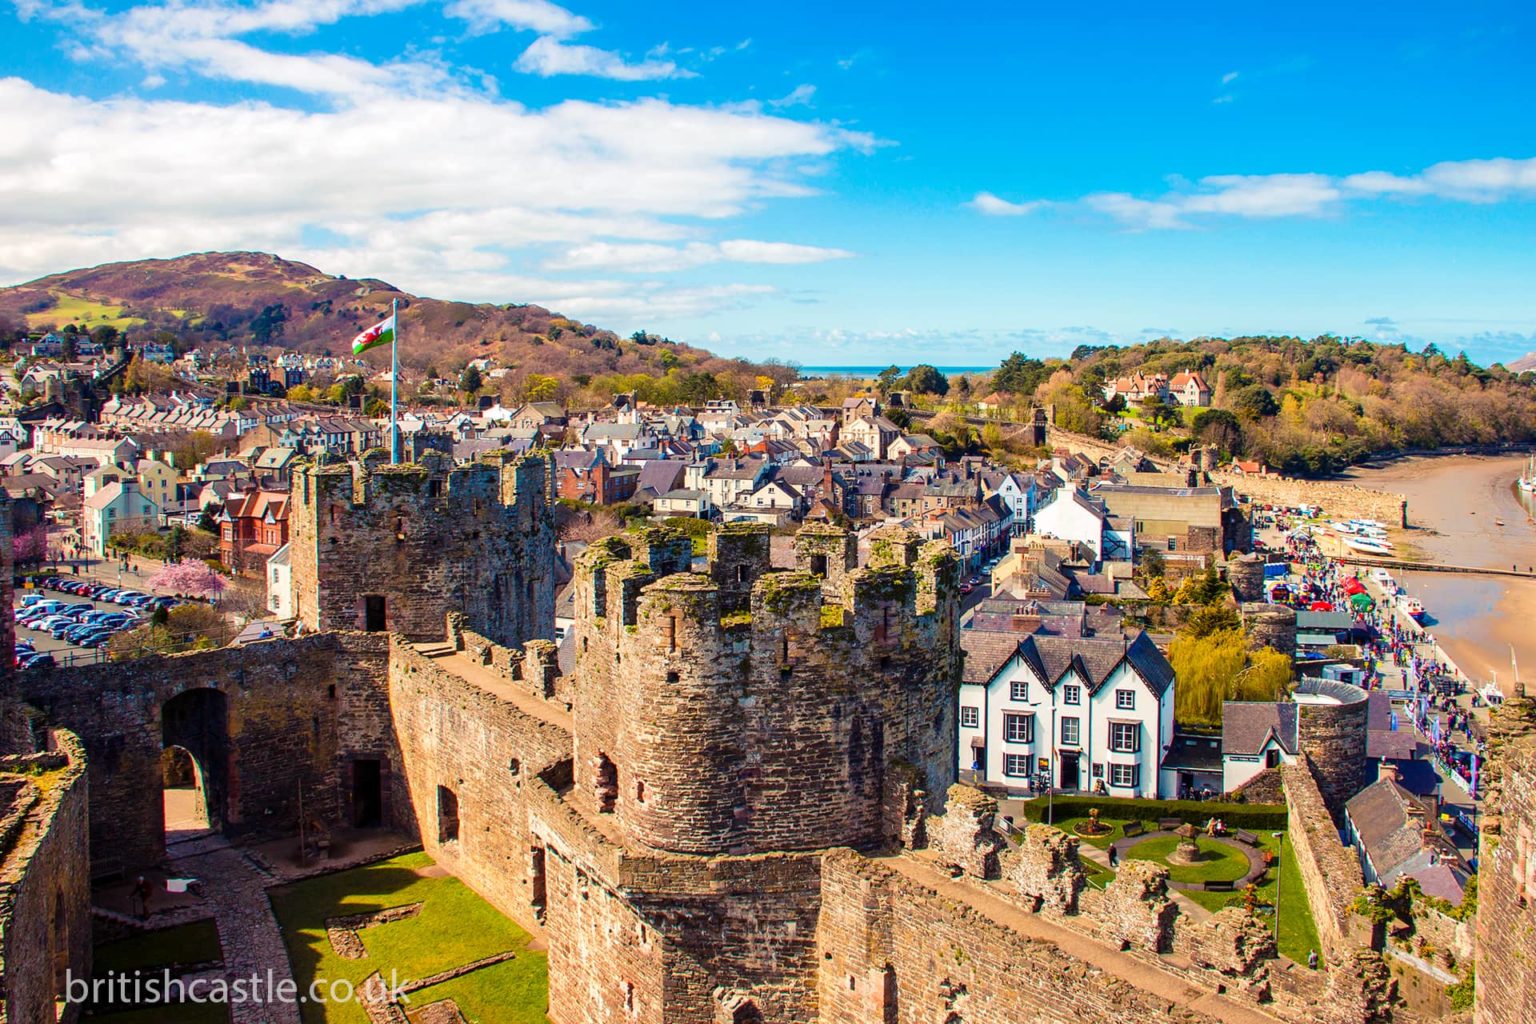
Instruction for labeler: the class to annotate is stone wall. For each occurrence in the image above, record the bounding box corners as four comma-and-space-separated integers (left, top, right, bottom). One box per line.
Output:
290, 452, 555, 646
1294, 681, 1371, 817
1281, 762, 1366, 961
1213, 471, 1407, 528
18, 633, 391, 871
1474, 692, 1536, 1024
449, 615, 567, 708
387, 638, 572, 930
814, 849, 1215, 1024
571, 524, 960, 857
0, 728, 91, 1024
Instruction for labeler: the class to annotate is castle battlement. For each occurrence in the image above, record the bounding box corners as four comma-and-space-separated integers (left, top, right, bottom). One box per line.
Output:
290, 452, 555, 645
570, 521, 960, 858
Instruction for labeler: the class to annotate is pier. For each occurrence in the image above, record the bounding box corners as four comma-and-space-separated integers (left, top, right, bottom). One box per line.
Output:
1336, 556, 1536, 579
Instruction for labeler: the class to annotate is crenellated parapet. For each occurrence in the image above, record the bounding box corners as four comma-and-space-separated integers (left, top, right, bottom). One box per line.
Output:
290, 451, 555, 645
570, 521, 961, 857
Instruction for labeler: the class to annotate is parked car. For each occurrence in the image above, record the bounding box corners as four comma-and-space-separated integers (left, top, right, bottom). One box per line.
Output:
18, 652, 55, 669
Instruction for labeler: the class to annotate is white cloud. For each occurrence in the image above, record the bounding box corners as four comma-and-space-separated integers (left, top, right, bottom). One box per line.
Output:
769, 83, 816, 108
514, 34, 684, 81
443, 0, 592, 37
966, 192, 1048, 217
0, 76, 863, 322
1221, 70, 1240, 84
545, 239, 853, 272
978, 157, 1536, 229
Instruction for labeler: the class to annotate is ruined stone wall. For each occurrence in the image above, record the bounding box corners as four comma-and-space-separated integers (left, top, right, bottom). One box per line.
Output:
572, 524, 960, 857
331, 632, 412, 832
1474, 694, 1536, 1024
18, 635, 383, 871
814, 849, 1216, 1024
1281, 762, 1366, 961
290, 451, 555, 646
387, 638, 571, 929
0, 729, 91, 1024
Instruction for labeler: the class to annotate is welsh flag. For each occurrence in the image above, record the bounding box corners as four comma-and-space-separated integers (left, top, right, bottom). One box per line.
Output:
352, 314, 396, 355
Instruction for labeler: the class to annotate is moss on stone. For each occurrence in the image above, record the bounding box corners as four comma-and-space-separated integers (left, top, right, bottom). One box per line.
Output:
721, 611, 753, 629
820, 604, 848, 629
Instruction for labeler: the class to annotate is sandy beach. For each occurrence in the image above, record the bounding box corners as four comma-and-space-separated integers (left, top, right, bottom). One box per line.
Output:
1337, 454, 1536, 693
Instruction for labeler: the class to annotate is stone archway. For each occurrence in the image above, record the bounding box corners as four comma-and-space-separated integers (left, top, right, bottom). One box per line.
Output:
160, 688, 230, 836
161, 745, 211, 837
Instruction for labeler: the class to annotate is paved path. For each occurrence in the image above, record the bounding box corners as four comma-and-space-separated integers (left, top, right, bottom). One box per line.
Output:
1075, 842, 1214, 921
169, 836, 303, 1024
1106, 830, 1270, 892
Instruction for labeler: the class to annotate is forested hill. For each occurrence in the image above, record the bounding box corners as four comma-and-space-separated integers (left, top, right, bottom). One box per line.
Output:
0, 251, 781, 396
973, 336, 1536, 476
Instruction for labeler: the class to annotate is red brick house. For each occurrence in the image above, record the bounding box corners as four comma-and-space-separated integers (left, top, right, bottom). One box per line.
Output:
553, 448, 639, 505
219, 488, 290, 575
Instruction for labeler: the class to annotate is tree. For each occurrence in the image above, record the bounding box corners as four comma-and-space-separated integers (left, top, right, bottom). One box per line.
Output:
60, 334, 77, 362
147, 559, 230, 600
168, 431, 220, 470
90, 324, 119, 346
1191, 408, 1242, 455
12, 524, 48, 567
903, 364, 949, 396
994, 352, 1050, 396
523, 373, 560, 402
459, 364, 483, 394
875, 365, 902, 395
286, 383, 319, 403
1230, 384, 1279, 420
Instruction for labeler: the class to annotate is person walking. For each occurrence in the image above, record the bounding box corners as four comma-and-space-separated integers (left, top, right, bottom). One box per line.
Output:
1108, 844, 1120, 868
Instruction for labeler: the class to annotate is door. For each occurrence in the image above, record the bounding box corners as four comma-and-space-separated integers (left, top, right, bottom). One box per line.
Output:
1060, 752, 1080, 791
363, 594, 386, 632
351, 759, 382, 828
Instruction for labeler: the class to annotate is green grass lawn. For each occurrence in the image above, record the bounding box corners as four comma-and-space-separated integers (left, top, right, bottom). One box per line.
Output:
92, 920, 226, 1022
24, 290, 147, 331
1123, 835, 1251, 885
1161, 833, 1323, 966
268, 851, 548, 1024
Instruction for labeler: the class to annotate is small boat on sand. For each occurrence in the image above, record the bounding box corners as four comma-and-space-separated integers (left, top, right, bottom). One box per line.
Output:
1344, 536, 1394, 556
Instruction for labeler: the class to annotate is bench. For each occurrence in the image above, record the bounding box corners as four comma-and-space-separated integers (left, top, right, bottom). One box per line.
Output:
1204, 879, 1235, 892
1235, 830, 1260, 847
1121, 821, 1145, 838
1157, 817, 1182, 831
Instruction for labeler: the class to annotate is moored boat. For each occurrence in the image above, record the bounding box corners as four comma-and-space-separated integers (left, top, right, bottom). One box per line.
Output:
1344, 535, 1394, 556
1396, 594, 1426, 622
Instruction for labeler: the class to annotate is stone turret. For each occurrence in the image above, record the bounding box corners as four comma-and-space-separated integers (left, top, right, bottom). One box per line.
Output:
572, 522, 960, 856
1241, 601, 1297, 658
289, 450, 555, 645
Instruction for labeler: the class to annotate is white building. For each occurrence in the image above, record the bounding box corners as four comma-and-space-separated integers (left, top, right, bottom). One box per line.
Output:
1220, 702, 1299, 793
81, 480, 160, 557
958, 630, 1177, 798
1030, 487, 1133, 562
266, 543, 294, 619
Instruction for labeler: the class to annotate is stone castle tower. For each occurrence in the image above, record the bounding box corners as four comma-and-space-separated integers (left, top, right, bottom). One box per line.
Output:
539, 522, 960, 1022
289, 450, 555, 646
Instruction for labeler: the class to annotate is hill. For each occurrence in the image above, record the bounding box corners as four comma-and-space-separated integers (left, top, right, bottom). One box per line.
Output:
0, 252, 776, 394
1510, 351, 1536, 373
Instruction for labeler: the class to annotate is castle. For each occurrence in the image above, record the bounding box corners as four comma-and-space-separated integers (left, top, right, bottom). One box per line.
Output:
2, 452, 1534, 1023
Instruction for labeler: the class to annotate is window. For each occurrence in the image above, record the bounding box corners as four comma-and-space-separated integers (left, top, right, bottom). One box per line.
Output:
1060, 717, 1080, 745
960, 706, 979, 729
1004, 753, 1031, 777
1110, 763, 1139, 788
1110, 723, 1139, 753
1004, 713, 1034, 744
1009, 680, 1029, 702
1115, 689, 1135, 711
1062, 683, 1081, 705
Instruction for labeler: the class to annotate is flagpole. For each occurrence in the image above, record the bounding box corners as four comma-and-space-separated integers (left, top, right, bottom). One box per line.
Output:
390, 297, 400, 465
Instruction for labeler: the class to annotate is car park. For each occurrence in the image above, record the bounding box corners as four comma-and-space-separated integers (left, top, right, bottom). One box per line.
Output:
18, 652, 55, 669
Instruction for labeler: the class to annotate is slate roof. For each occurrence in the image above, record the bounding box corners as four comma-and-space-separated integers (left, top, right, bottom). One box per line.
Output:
1367, 690, 1417, 761
1161, 733, 1224, 772
1346, 777, 1456, 888
959, 629, 1022, 685
1221, 702, 1298, 757
1016, 631, 1174, 696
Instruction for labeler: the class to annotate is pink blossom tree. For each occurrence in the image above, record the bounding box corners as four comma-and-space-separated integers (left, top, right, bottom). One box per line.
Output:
12, 525, 49, 567
147, 560, 229, 600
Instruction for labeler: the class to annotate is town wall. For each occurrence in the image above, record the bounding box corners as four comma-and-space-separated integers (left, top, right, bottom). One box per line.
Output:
290, 451, 555, 646
1281, 761, 1368, 961
1474, 692, 1536, 1024
1294, 680, 1371, 816
0, 729, 91, 1024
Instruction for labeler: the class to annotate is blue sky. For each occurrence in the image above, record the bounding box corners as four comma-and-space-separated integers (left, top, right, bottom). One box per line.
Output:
2, 1, 1534, 365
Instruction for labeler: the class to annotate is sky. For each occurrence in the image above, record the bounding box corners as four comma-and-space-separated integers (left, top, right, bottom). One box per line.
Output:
2, 0, 1535, 366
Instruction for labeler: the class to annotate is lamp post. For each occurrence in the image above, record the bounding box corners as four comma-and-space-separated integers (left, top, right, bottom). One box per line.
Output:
1272, 831, 1285, 941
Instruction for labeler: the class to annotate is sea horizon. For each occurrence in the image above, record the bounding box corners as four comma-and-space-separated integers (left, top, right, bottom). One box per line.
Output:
796, 365, 994, 377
